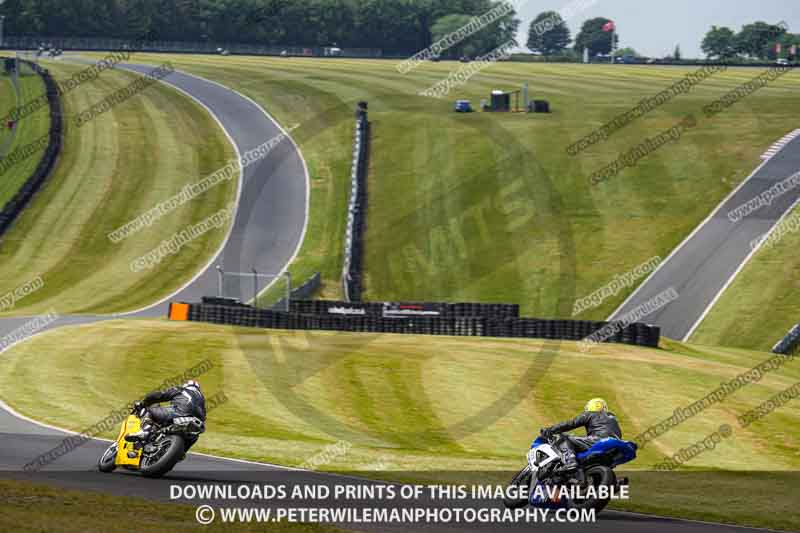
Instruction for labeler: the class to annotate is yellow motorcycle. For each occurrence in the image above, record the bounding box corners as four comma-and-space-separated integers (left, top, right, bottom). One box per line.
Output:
98, 403, 204, 478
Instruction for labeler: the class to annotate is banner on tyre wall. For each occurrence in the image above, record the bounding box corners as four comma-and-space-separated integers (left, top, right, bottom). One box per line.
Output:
382, 302, 444, 318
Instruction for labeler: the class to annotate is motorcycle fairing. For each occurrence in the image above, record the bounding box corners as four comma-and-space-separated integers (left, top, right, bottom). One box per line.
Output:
115, 414, 143, 467
576, 437, 637, 467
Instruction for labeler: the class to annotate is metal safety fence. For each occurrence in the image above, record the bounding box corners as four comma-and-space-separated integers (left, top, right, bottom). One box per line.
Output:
1, 36, 383, 58
773, 323, 800, 354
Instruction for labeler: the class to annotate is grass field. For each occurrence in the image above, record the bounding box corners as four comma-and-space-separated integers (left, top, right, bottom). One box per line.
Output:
0, 61, 237, 315
691, 199, 800, 351
78, 54, 800, 328
0, 63, 50, 209
0, 479, 343, 532
0, 320, 798, 528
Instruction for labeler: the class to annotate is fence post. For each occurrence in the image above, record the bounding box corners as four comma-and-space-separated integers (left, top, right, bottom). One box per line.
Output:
252, 268, 258, 308
284, 271, 292, 312
216, 265, 224, 297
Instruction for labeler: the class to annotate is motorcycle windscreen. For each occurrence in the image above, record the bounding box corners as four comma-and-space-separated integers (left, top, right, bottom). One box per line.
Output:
115, 415, 143, 467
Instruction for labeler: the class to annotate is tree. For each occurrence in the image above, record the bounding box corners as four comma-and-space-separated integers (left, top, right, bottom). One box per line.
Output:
574, 17, 618, 57
612, 47, 639, 57
431, 14, 473, 58
701, 26, 736, 59
735, 21, 787, 59
526, 10, 570, 55
673, 44, 681, 60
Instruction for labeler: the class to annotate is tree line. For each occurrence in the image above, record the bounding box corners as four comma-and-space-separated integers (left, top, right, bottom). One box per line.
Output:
702, 22, 798, 60
526, 10, 798, 61
1, 0, 517, 55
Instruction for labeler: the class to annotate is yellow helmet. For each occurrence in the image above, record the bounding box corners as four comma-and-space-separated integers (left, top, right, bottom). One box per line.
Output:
585, 398, 608, 412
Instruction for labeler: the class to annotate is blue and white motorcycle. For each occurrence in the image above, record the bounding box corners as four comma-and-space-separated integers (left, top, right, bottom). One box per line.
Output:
503, 433, 637, 513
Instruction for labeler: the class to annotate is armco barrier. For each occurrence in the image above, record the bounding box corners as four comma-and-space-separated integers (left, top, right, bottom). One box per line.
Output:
272, 272, 322, 310
172, 302, 660, 348
0, 60, 62, 237
773, 323, 800, 354
342, 104, 369, 302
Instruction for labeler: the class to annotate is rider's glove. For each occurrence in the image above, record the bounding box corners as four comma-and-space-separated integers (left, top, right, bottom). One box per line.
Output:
540, 427, 553, 439
133, 400, 145, 412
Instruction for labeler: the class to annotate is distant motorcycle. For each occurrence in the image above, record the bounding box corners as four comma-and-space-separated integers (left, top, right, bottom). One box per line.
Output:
98, 403, 204, 478
503, 433, 637, 513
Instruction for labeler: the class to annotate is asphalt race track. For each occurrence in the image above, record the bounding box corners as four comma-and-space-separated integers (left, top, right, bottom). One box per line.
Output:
610, 136, 800, 341
0, 62, 783, 533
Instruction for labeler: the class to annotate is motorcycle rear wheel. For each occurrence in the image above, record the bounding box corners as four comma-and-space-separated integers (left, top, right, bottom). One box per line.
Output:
140, 435, 185, 478
503, 465, 533, 509
98, 443, 117, 473
568, 465, 615, 513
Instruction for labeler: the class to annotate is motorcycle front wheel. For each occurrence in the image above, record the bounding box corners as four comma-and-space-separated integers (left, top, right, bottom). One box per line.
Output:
139, 435, 185, 478
503, 465, 532, 509
98, 443, 117, 473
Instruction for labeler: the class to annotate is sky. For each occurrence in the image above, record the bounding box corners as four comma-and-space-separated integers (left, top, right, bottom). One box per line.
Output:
513, 0, 798, 58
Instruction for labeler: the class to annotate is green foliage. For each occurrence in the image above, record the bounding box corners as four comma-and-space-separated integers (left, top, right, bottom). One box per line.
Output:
0, 0, 519, 52
734, 21, 787, 59
612, 46, 639, 58
701, 26, 737, 59
574, 17, 617, 57
526, 10, 571, 55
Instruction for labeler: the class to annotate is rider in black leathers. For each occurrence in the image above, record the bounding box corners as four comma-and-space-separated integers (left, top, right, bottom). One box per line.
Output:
127, 380, 206, 452
540, 398, 622, 480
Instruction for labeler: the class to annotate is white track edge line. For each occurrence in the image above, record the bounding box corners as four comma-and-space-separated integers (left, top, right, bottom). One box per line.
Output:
607, 133, 793, 325
112, 65, 245, 317
607, 510, 786, 532
682, 195, 800, 341
173, 71, 312, 297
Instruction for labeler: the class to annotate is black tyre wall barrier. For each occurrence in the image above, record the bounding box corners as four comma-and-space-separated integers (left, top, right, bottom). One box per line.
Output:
289, 300, 519, 320
178, 302, 660, 348
342, 104, 369, 302
0, 60, 62, 237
